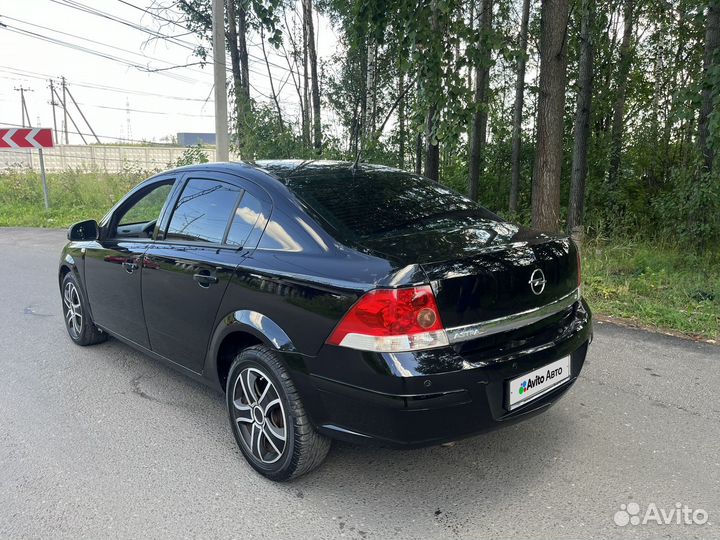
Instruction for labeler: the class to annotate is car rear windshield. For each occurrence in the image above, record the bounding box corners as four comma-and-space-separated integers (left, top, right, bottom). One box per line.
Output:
285, 169, 499, 241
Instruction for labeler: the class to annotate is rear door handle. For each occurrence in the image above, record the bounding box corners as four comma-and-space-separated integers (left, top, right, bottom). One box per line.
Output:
122, 261, 138, 273
193, 273, 219, 286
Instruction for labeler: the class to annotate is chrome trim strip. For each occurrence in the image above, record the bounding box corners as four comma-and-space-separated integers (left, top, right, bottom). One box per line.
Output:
445, 288, 580, 344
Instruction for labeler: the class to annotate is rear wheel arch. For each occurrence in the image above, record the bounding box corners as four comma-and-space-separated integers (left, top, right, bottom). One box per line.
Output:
209, 310, 298, 391
216, 331, 263, 389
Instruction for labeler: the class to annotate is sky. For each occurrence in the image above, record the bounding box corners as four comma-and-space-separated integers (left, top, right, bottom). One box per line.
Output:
0, 0, 339, 145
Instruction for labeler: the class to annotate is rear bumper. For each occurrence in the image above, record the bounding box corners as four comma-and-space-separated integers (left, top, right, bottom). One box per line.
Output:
288, 299, 592, 448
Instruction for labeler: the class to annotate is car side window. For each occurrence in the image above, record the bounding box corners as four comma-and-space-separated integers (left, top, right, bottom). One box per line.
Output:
113, 181, 174, 238
226, 191, 264, 247
165, 178, 241, 244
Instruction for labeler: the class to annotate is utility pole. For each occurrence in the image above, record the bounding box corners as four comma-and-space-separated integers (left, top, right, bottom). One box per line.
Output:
65, 84, 100, 144
16, 86, 50, 210
61, 76, 69, 144
51, 85, 87, 145
49, 80, 59, 142
15, 86, 31, 127
212, 0, 229, 161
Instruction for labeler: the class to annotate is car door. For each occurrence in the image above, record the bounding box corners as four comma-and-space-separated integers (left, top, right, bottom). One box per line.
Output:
141, 173, 270, 373
84, 178, 177, 348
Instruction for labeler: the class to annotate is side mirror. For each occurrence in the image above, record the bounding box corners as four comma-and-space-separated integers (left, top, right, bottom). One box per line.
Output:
68, 219, 99, 241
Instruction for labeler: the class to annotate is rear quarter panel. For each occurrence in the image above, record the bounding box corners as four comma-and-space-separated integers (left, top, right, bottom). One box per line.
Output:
215, 248, 397, 356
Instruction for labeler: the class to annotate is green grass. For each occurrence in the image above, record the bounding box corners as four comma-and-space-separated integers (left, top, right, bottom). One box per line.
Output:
582, 240, 719, 340
1, 169, 718, 340
0, 168, 147, 227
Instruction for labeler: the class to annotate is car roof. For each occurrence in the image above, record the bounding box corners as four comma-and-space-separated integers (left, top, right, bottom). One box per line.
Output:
163, 159, 402, 184
156, 160, 409, 217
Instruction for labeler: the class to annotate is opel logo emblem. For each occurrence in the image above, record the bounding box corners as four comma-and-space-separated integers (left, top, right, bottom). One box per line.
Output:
529, 268, 546, 295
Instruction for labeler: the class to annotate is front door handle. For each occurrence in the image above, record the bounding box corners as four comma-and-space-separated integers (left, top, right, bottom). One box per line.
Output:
193, 272, 219, 287
122, 260, 138, 273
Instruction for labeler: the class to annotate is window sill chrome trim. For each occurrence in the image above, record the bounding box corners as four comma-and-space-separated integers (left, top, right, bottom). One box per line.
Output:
445, 288, 581, 344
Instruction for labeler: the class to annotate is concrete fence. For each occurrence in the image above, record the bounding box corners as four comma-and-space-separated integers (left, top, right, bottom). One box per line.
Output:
0, 145, 227, 172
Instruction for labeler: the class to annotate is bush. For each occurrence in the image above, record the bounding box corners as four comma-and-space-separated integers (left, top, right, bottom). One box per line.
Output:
171, 145, 210, 167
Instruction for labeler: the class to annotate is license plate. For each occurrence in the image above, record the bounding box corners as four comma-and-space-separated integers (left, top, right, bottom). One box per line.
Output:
507, 356, 571, 411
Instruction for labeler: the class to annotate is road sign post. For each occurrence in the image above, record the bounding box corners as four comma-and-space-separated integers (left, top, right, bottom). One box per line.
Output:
38, 149, 49, 210
0, 128, 55, 209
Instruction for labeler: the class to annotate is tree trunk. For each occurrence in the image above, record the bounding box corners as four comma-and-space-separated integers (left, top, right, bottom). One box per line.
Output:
281, 14, 306, 144
509, 0, 531, 213
424, 106, 440, 181
467, 0, 475, 90
699, 0, 720, 171
303, 0, 322, 153
366, 38, 377, 139
424, 2, 441, 181
302, 15, 311, 148
237, 4, 250, 103
415, 75, 423, 174
468, 0, 493, 201
349, 108, 358, 155
608, 0, 634, 189
415, 130, 423, 174
568, 0, 594, 235
260, 26, 284, 131
531, 0, 570, 233
226, 0, 243, 137
358, 43, 368, 153
398, 71, 406, 169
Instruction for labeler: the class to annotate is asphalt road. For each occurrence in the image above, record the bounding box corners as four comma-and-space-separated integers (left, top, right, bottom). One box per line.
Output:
1, 227, 718, 540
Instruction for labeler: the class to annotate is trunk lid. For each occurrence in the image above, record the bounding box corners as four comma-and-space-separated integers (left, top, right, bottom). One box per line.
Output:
359, 222, 579, 330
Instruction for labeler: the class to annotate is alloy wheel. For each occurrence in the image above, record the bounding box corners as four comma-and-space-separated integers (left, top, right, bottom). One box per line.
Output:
63, 281, 83, 339
231, 367, 287, 464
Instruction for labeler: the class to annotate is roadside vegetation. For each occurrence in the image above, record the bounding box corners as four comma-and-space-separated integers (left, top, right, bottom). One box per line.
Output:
582, 240, 719, 341
0, 168, 144, 228
1, 168, 717, 341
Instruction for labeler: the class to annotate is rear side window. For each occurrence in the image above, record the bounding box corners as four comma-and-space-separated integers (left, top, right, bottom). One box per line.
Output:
285, 170, 498, 241
226, 192, 264, 247
165, 179, 241, 244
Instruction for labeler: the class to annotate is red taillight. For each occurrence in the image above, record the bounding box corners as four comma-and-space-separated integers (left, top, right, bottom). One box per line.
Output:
326, 285, 449, 352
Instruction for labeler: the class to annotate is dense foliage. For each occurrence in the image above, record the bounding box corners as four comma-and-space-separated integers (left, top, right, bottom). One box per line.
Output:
173, 0, 719, 248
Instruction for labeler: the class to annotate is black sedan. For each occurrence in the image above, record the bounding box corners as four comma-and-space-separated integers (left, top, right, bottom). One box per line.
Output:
59, 160, 592, 481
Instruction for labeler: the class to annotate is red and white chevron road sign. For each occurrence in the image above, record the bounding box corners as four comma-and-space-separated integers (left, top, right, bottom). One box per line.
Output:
0, 127, 54, 148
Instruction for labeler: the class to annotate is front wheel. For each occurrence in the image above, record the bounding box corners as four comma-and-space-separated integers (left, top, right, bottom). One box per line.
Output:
61, 273, 106, 346
226, 345, 330, 481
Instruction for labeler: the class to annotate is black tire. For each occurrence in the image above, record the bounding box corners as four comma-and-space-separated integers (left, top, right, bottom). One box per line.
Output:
226, 345, 330, 481
60, 272, 107, 346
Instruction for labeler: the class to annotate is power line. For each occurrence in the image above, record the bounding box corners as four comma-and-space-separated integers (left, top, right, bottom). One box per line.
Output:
115, 0, 296, 74
54, 0, 296, 76
0, 14, 219, 85
0, 65, 215, 105
1, 64, 300, 123
99, 103, 213, 118
5, 0, 303, 112
2, 18, 291, 93
1, 24, 199, 83
0, 4, 307, 124
50, 0, 202, 49
81, 101, 214, 118
115, 0, 192, 31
